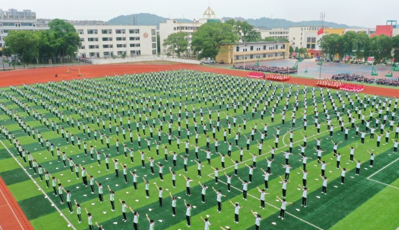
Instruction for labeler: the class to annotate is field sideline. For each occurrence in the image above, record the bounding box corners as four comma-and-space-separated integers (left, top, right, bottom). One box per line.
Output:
0, 67, 399, 230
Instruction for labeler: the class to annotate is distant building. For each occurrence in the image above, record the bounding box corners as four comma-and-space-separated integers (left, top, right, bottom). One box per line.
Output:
258, 28, 289, 40
344, 28, 375, 35
37, 19, 106, 27
159, 7, 219, 55
0, 9, 48, 49
74, 25, 157, 58
215, 41, 289, 64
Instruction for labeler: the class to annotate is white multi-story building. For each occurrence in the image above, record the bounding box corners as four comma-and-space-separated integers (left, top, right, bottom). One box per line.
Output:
288, 26, 323, 49
74, 25, 157, 58
0, 9, 48, 48
159, 7, 218, 55
259, 28, 289, 40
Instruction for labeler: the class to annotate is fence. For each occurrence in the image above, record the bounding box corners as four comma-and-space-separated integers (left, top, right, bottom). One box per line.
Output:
0, 56, 92, 71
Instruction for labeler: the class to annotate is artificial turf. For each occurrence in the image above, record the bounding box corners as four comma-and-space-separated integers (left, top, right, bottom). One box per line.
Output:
0, 70, 399, 230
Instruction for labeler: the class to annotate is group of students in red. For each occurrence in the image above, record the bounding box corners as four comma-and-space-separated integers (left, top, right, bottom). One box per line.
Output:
316, 79, 343, 89
265, 74, 291, 82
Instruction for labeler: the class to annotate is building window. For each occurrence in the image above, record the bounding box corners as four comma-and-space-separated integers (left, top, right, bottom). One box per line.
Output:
87, 29, 98, 34
263, 53, 266, 58
89, 45, 99, 49
78, 29, 84, 35
103, 44, 113, 48
129, 37, 140, 41
250, 54, 253, 59
152, 50, 157, 55
152, 43, 157, 48
129, 29, 139, 34
263, 45, 266, 50
88, 38, 98, 42
152, 37, 156, 42
115, 29, 126, 34
117, 44, 126, 48
116, 37, 126, 41
151, 29, 156, 36
130, 44, 140, 47
250, 46, 254, 51
102, 37, 112, 41
236, 47, 239, 52
101, 29, 112, 34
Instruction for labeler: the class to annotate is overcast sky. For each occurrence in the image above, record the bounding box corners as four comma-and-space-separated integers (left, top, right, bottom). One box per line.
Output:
2, 0, 398, 28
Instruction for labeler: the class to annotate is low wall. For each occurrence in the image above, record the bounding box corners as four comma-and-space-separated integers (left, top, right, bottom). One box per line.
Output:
90, 56, 201, 65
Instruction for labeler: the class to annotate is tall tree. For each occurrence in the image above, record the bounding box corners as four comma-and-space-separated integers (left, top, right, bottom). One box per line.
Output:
163, 32, 188, 57
192, 21, 239, 59
319, 34, 345, 60
225, 19, 261, 42
369, 35, 392, 63
4, 30, 40, 65
48, 19, 81, 57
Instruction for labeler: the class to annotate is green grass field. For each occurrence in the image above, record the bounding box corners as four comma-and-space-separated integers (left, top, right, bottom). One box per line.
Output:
1, 70, 399, 230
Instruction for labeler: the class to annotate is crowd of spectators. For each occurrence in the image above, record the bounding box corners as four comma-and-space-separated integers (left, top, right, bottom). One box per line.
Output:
331, 73, 399, 87
233, 65, 297, 74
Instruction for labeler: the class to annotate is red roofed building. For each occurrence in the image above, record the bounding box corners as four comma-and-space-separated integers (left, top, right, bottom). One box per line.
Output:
375, 25, 393, 37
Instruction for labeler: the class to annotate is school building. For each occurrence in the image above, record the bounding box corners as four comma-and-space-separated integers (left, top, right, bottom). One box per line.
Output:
0, 9, 48, 49
74, 25, 158, 58
215, 41, 289, 64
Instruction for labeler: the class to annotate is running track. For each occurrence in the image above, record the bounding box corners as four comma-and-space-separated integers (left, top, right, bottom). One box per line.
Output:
0, 177, 34, 230
0, 63, 398, 230
0, 63, 398, 97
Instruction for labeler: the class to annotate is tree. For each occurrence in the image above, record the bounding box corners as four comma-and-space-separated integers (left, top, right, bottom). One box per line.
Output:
298, 48, 308, 58
369, 35, 392, 63
163, 32, 188, 57
289, 46, 294, 55
391, 35, 399, 63
264, 37, 276, 42
192, 21, 239, 59
38, 30, 57, 58
4, 30, 40, 65
224, 19, 261, 42
48, 19, 81, 57
319, 34, 344, 60
157, 34, 161, 55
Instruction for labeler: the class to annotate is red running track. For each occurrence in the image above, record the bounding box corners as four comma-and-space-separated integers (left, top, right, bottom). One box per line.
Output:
0, 176, 34, 230
0, 63, 398, 97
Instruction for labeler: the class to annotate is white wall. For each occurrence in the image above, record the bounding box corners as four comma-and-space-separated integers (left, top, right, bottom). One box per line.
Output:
90, 55, 201, 65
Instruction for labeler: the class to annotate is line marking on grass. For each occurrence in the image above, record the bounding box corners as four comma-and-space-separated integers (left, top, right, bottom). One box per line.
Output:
367, 179, 399, 191
0, 139, 77, 230
367, 157, 399, 179
0, 188, 24, 230
208, 175, 324, 230
366, 157, 399, 190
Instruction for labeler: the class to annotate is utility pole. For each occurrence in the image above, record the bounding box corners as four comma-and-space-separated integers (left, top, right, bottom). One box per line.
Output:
132, 16, 137, 25
319, 12, 325, 79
